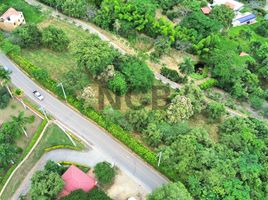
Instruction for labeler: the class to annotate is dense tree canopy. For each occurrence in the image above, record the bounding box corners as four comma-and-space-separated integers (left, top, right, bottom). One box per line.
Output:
180, 12, 221, 39
118, 56, 154, 92
74, 35, 118, 76
93, 162, 116, 186
42, 25, 69, 51
13, 24, 42, 48
147, 182, 193, 200
30, 170, 64, 200
209, 5, 235, 28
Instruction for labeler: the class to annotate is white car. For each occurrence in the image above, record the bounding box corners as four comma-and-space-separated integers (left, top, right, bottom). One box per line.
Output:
33, 90, 44, 101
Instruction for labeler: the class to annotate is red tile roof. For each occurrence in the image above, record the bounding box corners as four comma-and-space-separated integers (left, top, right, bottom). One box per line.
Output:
59, 165, 96, 197
1, 8, 21, 20
201, 7, 211, 14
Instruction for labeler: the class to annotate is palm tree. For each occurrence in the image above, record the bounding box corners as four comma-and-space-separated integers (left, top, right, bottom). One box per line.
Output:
11, 112, 34, 137
179, 57, 195, 75
0, 66, 13, 98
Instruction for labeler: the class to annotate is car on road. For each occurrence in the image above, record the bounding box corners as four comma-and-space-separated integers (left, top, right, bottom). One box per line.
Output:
33, 90, 44, 101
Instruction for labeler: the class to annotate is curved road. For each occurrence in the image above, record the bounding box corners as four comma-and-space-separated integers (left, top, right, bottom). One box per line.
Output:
0, 53, 168, 192
12, 148, 106, 200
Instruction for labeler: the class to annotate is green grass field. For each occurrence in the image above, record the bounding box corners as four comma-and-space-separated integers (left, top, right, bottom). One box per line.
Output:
1, 123, 81, 200
0, 0, 46, 24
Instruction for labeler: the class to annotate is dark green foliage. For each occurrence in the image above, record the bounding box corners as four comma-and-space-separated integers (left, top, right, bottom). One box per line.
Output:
61, 188, 111, 200
179, 57, 195, 75
206, 102, 226, 121
12, 24, 42, 48
108, 72, 128, 95
42, 25, 70, 51
0, 143, 19, 168
180, 11, 221, 39
74, 35, 118, 76
118, 56, 154, 92
61, 0, 88, 18
255, 20, 268, 37
160, 67, 183, 83
44, 160, 65, 175
94, 162, 116, 186
30, 169, 64, 200
147, 182, 193, 200
209, 5, 235, 28
0, 87, 10, 109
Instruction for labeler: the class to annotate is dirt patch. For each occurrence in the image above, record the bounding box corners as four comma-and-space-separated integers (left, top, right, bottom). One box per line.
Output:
107, 170, 148, 200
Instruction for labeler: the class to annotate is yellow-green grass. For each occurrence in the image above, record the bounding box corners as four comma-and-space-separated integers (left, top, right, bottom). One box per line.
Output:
1, 124, 81, 200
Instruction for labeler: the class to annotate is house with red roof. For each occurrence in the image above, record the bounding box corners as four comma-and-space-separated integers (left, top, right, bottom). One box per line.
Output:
0, 7, 25, 32
59, 165, 97, 198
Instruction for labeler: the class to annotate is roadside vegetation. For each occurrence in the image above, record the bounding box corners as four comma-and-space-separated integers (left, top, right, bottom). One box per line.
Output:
0, 0, 268, 199
1, 123, 82, 200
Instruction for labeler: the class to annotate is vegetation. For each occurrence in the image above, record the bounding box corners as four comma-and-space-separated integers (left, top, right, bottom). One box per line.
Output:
0, 87, 10, 109
61, 188, 111, 200
147, 182, 193, 200
94, 162, 116, 186
41, 25, 70, 51
30, 168, 64, 199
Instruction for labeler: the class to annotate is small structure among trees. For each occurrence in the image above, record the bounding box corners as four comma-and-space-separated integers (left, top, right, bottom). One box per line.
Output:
0, 8, 26, 32
59, 165, 97, 198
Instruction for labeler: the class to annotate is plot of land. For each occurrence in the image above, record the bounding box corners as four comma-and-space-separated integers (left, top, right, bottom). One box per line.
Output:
1, 123, 79, 200
0, 98, 43, 149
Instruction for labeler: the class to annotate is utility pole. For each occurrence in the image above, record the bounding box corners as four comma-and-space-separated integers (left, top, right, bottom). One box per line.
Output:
157, 151, 162, 167
57, 82, 67, 102
39, 106, 48, 120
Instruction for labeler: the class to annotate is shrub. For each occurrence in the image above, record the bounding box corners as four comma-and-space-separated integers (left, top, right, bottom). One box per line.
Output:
256, 20, 268, 37
94, 162, 116, 186
0, 87, 10, 109
61, 188, 111, 200
206, 102, 226, 122
249, 95, 264, 110
199, 78, 218, 90
108, 73, 128, 95
42, 25, 70, 51
12, 24, 42, 48
160, 67, 183, 83
0, 39, 21, 55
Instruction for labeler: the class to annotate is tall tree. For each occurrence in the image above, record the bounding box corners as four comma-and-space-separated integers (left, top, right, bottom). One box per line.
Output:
30, 170, 64, 200
11, 112, 34, 137
210, 5, 235, 28
147, 182, 193, 200
74, 35, 118, 76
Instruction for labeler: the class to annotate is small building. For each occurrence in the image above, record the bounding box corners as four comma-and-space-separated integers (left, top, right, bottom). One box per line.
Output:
0, 7, 26, 32
59, 165, 97, 198
232, 12, 256, 26
212, 0, 244, 12
201, 7, 211, 15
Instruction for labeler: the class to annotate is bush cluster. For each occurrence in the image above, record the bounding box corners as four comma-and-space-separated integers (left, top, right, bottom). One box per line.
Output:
160, 67, 183, 83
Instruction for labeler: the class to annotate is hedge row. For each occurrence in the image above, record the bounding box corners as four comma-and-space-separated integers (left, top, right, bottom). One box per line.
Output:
45, 145, 82, 152
160, 67, 184, 83
0, 120, 48, 190
199, 78, 218, 90
9, 54, 174, 180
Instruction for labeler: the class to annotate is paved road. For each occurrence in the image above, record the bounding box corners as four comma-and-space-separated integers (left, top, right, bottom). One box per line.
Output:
0, 53, 168, 192
12, 148, 106, 200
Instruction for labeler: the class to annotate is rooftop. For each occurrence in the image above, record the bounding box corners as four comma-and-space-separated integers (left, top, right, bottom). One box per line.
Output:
0, 7, 21, 20
60, 165, 96, 197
